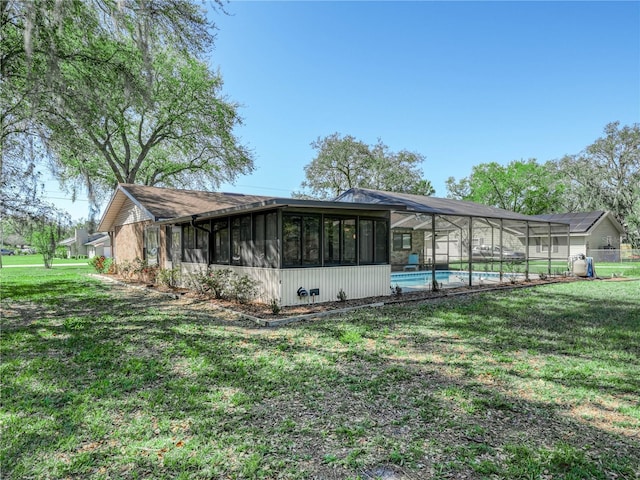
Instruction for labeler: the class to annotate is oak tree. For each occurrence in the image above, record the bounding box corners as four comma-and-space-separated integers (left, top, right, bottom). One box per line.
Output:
296, 133, 433, 200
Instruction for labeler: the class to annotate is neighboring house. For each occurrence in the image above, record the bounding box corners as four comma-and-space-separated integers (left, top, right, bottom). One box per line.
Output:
532, 211, 625, 260
85, 233, 112, 259
59, 228, 89, 258
98, 184, 402, 306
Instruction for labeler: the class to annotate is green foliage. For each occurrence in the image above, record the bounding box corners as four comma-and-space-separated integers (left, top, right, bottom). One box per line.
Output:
556, 121, 640, 247
230, 273, 260, 304
115, 260, 134, 279
191, 267, 259, 304
269, 298, 281, 315
131, 257, 158, 283
88, 255, 111, 274
446, 159, 565, 215
2, 0, 252, 222
296, 133, 433, 199
192, 267, 233, 298
29, 220, 70, 269
156, 267, 181, 288
337, 288, 347, 302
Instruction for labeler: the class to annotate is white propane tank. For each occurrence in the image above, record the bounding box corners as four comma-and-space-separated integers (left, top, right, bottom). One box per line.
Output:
573, 258, 587, 277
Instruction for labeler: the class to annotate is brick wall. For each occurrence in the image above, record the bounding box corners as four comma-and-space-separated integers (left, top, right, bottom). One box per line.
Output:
113, 221, 149, 262
390, 229, 425, 270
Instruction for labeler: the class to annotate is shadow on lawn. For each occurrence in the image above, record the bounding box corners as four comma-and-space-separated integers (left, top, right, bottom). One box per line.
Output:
2, 280, 639, 479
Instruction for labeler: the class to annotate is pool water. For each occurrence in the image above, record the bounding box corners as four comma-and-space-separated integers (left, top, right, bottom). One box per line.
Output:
391, 270, 516, 289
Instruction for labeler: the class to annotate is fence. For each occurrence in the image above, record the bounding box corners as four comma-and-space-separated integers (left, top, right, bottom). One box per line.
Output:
588, 249, 640, 263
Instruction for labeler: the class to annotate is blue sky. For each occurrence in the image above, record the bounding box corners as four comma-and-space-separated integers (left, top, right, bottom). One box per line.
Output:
53, 0, 640, 220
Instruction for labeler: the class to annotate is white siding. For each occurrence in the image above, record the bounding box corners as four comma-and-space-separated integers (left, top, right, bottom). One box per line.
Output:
115, 199, 152, 226
280, 265, 391, 306
180, 263, 391, 307
588, 218, 621, 250
569, 236, 587, 257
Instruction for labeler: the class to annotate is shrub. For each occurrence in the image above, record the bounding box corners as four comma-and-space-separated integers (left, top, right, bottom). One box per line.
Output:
337, 289, 347, 302
89, 255, 111, 273
269, 298, 281, 315
192, 267, 234, 298
132, 257, 159, 283
157, 267, 181, 288
230, 274, 259, 304
117, 260, 133, 279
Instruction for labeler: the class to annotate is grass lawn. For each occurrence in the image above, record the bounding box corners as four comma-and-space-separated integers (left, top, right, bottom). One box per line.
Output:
0, 254, 92, 267
1, 266, 639, 479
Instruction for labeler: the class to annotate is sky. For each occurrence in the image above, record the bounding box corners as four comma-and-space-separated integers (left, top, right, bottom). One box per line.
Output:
50, 0, 640, 221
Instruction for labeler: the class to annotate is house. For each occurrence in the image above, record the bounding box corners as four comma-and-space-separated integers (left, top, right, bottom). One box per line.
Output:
85, 233, 112, 259
98, 184, 572, 304
59, 229, 112, 258
59, 228, 89, 258
532, 211, 625, 261
98, 184, 402, 306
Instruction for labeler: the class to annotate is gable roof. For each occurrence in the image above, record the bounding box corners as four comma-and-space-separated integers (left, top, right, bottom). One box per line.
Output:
335, 188, 568, 224
99, 184, 405, 231
532, 211, 624, 234
84, 233, 110, 247
99, 184, 275, 231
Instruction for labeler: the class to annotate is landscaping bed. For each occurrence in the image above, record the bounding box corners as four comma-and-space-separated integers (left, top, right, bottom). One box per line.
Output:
96, 272, 585, 323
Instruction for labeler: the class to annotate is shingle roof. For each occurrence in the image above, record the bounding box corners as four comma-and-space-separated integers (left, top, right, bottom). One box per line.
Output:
99, 184, 405, 231
532, 211, 605, 233
120, 184, 275, 220
336, 188, 569, 224
98, 184, 276, 231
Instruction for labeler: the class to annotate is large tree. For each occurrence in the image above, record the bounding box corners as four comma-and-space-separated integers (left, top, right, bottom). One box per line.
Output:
1, 0, 253, 221
445, 159, 566, 215
295, 133, 434, 200
556, 122, 640, 246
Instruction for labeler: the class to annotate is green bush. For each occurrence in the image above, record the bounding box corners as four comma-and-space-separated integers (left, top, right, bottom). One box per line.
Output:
230, 274, 259, 304
88, 255, 112, 273
157, 267, 181, 288
191, 267, 260, 304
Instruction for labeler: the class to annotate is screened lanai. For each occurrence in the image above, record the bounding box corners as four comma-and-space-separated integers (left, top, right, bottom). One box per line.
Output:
336, 188, 571, 290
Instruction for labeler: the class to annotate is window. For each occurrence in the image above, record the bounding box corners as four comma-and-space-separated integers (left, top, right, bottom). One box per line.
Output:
144, 226, 159, 265
182, 221, 209, 263
360, 220, 374, 264
231, 216, 252, 266
165, 226, 172, 261
536, 237, 559, 253
360, 218, 388, 264
325, 217, 389, 265
265, 212, 278, 267
253, 212, 278, 267
375, 220, 388, 263
212, 219, 229, 264
283, 214, 321, 266
196, 222, 209, 249
393, 232, 412, 251
324, 217, 356, 265
183, 225, 195, 249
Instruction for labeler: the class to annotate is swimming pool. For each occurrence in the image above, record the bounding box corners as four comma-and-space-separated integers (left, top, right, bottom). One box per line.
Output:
391, 270, 517, 290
